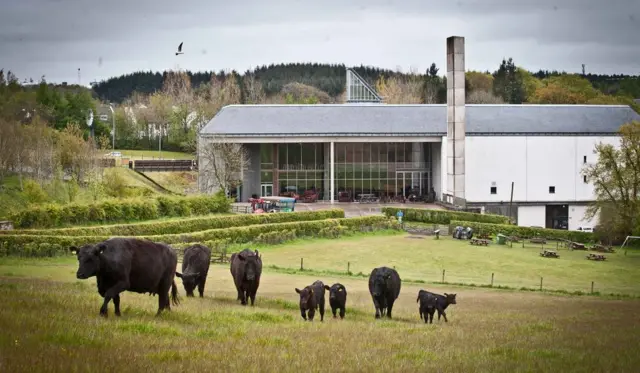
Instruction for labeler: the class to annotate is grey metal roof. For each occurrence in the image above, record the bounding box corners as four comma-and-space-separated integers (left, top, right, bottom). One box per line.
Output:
200, 104, 640, 137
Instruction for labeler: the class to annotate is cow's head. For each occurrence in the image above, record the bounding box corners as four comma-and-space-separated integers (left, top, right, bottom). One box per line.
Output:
71, 243, 105, 280
238, 250, 259, 281
295, 286, 314, 309
444, 293, 457, 305
175, 272, 200, 296
372, 272, 392, 297
325, 283, 346, 301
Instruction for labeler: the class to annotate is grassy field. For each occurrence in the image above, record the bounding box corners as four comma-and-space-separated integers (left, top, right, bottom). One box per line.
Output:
255, 235, 640, 296
1, 258, 639, 373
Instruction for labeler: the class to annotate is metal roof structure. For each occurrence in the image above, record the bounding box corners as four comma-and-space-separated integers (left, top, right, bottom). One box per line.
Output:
200, 104, 640, 137
345, 68, 382, 103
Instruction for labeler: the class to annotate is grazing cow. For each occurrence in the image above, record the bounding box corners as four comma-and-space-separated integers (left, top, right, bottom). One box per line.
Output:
295, 280, 326, 321
230, 249, 262, 306
71, 237, 180, 317
417, 289, 457, 323
324, 283, 347, 319
175, 244, 211, 298
368, 267, 401, 319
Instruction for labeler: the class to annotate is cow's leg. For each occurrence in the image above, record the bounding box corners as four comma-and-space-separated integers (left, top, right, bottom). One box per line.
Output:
240, 289, 248, 306
308, 308, 315, 322
441, 309, 448, 323
101, 280, 129, 317
339, 307, 345, 319
319, 303, 325, 322
300, 309, 307, 321
373, 298, 381, 319
429, 311, 434, 324
331, 305, 337, 318
387, 300, 394, 319
236, 287, 243, 301
198, 279, 205, 298
114, 295, 121, 317
249, 291, 256, 306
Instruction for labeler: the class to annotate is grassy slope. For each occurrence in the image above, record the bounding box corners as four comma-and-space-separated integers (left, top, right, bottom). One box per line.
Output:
255, 235, 640, 295
1, 261, 639, 372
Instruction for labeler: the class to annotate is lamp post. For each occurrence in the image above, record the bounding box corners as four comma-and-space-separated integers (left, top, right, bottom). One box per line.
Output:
108, 104, 115, 150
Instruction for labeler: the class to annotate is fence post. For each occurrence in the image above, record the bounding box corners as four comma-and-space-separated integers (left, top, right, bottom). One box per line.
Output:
491, 273, 494, 287
540, 277, 543, 291
347, 262, 350, 274
300, 258, 304, 271
556, 241, 559, 249
522, 241, 524, 248
591, 281, 594, 294
442, 269, 445, 283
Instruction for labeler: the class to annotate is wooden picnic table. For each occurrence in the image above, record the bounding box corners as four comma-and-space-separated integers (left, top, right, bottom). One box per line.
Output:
470, 238, 490, 246
540, 249, 559, 258
571, 242, 587, 250
586, 253, 606, 261
592, 244, 614, 253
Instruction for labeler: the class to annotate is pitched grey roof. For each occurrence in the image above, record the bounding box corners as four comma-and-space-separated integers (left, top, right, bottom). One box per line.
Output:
200, 104, 640, 137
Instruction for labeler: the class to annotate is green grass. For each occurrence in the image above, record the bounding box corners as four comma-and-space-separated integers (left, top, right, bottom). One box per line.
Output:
115, 150, 194, 160
0, 263, 639, 372
253, 235, 640, 296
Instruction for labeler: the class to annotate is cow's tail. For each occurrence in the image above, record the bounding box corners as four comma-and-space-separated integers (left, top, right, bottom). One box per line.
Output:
171, 280, 180, 306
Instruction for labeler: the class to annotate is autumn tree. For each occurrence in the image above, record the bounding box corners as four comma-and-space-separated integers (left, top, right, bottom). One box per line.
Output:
198, 135, 248, 196
582, 121, 640, 238
466, 90, 505, 104
375, 75, 422, 104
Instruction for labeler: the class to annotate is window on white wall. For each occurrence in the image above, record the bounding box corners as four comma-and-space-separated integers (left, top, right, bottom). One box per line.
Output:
583, 175, 587, 183
490, 186, 497, 194
549, 186, 555, 194
583, 155, 587, 163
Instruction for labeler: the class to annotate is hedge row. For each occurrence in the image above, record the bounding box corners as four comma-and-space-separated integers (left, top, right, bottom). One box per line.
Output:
449, 220, 595, 243
382, 207, 510, 225
9, 194, 232, 229
1, 210, 345, 237
0, 216, 400, 257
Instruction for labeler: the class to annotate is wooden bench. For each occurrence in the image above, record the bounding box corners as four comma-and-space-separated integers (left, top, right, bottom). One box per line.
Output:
470, 238, 490, 246
540, 249, 559, 258
570, 242, 587, 250
586, 253, 606, 261
507, 236, 521, 243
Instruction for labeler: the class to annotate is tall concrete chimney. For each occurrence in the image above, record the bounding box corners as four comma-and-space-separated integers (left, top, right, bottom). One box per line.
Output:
446, 36, 466, 204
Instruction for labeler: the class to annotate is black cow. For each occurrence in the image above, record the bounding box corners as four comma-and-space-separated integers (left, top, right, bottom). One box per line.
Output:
71, 237, 180, 317
417, 289, 457, 323
175, 244, 211, 298
295, 280, 326, 321
324, 283, 347, 319
230, 248, 262, 306
368, 266, 401, 319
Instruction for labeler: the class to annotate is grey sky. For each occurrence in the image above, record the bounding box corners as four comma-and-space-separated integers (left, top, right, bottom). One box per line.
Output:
1, 0, 639, 85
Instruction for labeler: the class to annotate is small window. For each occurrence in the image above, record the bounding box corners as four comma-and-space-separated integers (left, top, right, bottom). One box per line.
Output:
583, 155, 587, 163
583, 175, 587, 183
490, 186, 497, 195
549, 186, 555, 194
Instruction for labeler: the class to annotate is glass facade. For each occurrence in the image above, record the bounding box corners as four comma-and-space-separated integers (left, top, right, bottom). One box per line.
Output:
259, 142, 432, 201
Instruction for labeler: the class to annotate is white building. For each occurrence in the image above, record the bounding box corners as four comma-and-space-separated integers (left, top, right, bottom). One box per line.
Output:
198, 36, 640, 231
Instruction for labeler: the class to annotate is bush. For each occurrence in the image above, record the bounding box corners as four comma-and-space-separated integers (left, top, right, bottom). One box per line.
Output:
21, 179, 49, 205
449, 220, 595, 243
8, 193, 232, 229
1, 216, 398, 257
382, 207, 510, 225
2, 209, 346, 237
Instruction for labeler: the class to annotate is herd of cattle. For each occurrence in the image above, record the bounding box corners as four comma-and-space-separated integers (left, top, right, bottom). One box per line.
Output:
71, 237, 457, 323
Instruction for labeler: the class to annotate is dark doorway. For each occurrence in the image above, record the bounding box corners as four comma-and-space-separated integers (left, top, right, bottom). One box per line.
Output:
546, 204, 568, 230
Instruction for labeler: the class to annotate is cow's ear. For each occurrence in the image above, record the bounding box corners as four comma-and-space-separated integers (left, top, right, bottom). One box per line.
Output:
295, 288, 301, 294
386, 274, 391, 279
324, 285, 330, 290
95, 243, 107, 255
309, 288, 314, 295
69, 246, 78, 254
237, 254, 246, 261
175, 272, 183, 278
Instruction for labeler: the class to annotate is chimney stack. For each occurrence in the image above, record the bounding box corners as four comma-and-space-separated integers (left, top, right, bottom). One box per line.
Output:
446, 36, 466, 204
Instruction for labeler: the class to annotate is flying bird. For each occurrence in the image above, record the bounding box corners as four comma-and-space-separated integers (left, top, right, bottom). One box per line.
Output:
176, 42, 184, 56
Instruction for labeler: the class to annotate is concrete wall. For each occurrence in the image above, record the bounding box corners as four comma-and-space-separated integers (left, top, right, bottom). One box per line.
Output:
568, 205, 598, 230
465, 136, 619, 203
431, 142, 442, 200
446, 36, 466, 202
440, 136, 447, 200
517, 205, 546, 227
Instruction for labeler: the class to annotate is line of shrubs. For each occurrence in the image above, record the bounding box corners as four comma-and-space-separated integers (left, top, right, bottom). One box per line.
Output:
8, 193, 232, 229
0, 216, 401, 257
382, 207, 510, 225
1, 210, 345, 237
449, 220, 595, 243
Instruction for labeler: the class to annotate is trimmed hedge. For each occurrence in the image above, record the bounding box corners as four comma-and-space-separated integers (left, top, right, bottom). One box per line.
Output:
0, 216, 400, 257
1, 210, 345, 237
382, 207, 510, 225
8, 194, 232, 229
449, 220, 595, 243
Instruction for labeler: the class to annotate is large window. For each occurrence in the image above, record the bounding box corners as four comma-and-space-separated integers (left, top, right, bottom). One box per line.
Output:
277, 143, 324, 196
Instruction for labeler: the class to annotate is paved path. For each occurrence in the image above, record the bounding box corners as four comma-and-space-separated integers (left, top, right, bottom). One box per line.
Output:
233, 201, 445, 218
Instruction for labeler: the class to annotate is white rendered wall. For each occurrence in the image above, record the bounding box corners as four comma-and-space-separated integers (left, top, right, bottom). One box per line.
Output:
568, 205, 599, 230
464, 136, 619, 203
517, 206, 546, 227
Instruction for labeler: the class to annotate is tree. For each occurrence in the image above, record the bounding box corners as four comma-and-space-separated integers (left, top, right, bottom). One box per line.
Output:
423, 63, 445, 104
492, 58, 525, 104
375, 75, 422, 104
466, 90, 505, 104
582, 121, 640, 237
243, 73, 266, 104
530, 74, 618, 105
198, 135, 249, 196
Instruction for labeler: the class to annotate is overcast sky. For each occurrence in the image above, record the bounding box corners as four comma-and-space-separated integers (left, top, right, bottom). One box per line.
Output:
1, 0, 639, 85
